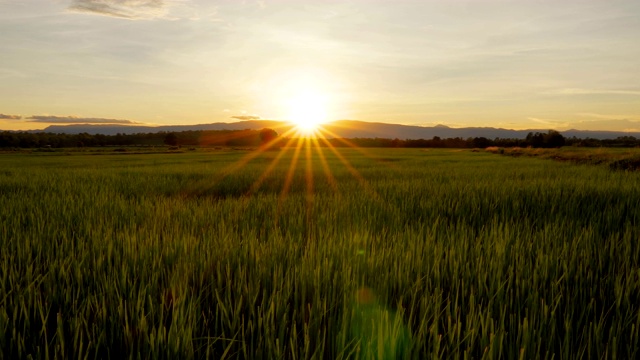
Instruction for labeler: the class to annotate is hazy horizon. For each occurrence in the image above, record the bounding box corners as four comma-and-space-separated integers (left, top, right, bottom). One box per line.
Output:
2, 0, 639, 132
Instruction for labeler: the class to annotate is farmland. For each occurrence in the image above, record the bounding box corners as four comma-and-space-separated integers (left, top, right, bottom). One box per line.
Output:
1, 147, 639, 359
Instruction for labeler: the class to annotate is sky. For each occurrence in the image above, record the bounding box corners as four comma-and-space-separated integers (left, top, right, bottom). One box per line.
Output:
1, 0, 640, 132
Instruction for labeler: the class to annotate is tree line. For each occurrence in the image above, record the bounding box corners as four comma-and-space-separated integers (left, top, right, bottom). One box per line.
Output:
1, 129, 639, 149
0, 129, 266, 148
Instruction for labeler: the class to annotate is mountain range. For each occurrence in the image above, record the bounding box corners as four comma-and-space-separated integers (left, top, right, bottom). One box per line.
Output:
31, 120, 639, 140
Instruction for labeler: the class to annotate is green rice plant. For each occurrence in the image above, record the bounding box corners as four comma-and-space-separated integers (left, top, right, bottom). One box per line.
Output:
0, 148, 639, 359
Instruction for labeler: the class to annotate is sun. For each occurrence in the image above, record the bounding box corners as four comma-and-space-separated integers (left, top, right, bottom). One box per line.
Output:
287, 90, 328, 134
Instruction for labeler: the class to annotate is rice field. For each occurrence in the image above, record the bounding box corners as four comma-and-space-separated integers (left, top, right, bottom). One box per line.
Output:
1, 147, 639, 359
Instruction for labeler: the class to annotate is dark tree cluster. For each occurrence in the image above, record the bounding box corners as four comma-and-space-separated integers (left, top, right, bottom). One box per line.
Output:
2, 128, 638, 149
565, 136, 640, 148
324, 131, 568, 149
259, 128, 278, 145
524, 130, 566, 148
0, 129, 273, 148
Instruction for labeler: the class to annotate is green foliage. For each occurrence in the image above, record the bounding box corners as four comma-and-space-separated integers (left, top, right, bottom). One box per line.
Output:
1, 149, 639, 359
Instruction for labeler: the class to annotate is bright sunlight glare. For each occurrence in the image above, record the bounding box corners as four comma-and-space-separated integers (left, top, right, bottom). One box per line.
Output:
287, 90, 328, 134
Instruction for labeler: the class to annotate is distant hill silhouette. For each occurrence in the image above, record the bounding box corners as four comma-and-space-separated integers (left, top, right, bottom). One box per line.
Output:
33, 120, 640, 140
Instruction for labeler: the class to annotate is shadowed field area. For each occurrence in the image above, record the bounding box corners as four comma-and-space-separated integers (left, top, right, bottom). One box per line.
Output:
486, 146, 640, 171
1, 148, 639, 359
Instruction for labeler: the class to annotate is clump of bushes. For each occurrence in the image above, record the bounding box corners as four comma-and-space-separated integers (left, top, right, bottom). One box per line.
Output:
485, 146, 505, 154
609, 157, 640, 171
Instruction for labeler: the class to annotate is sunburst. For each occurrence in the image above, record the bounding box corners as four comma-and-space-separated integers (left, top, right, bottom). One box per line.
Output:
287, 90, 328, 135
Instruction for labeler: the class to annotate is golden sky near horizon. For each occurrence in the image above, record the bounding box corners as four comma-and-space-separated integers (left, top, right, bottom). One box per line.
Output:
1, 0, 640, 131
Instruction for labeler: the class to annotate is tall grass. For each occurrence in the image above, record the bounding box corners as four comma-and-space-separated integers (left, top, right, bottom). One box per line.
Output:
1, 148, 639, 358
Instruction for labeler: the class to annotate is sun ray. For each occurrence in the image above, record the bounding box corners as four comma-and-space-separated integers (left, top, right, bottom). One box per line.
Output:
316, 126, 402, 172
317, 128, 407, 221
316, 132, 406, 227
311, 136, 338, 191
314, 132, 385, 204
220, 126, 298, 176
245, 135, 300, 196
181, 117, 407, 239
279, 136, 305, 201
181, 125, 298, 199
304, 137, 315, 238
305, 137, 314, 198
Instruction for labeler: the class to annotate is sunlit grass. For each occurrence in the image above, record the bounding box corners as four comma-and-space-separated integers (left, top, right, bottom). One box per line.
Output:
1, 148, 640, 358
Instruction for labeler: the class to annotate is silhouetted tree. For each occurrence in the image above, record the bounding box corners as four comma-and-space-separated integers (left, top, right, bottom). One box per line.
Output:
472, 137, 494, 148
579, 138, 602, 147
543, 130, 565, 148
164, 132, 179, 146
259, 128, 278, 145
526, 132, 545, 147
391, 138, 402, 148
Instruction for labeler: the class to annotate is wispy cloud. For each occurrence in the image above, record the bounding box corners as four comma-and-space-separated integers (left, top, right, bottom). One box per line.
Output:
578, 112, 638, 120
0, 114, 22, 120
68, 0, 169, 20
527, 117, 570, 129
546, 88, 640, 96
527, 116, 640, 132
28, 115, 139, 124
231, 115, 261, 121
566, 119, 640, 132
